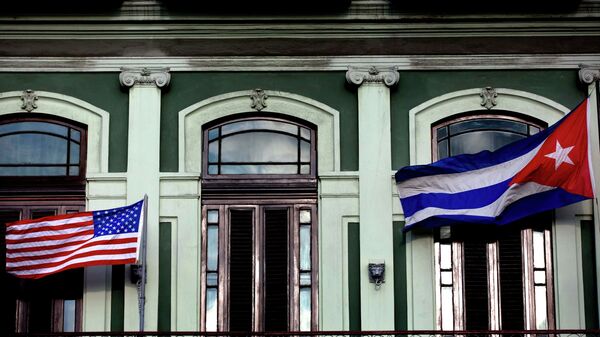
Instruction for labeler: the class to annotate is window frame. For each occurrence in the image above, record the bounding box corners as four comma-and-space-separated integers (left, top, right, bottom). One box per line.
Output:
200, 200, 319, 332
1, 198, 85, 334
431, 112, 555, 331
0, 114, 87, 188
201, 114, 317, 182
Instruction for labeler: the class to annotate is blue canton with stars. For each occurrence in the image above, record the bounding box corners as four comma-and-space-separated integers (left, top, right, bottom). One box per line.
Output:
93, 200, 143, 237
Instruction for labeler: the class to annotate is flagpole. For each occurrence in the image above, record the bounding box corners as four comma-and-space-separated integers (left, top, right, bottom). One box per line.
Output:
137, 194, 148, 331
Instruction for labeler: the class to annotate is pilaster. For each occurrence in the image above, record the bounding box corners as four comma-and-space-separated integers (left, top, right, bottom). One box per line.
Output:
346, 66, 399, 330
579, 66, 600, 325
119, 67, 170, 331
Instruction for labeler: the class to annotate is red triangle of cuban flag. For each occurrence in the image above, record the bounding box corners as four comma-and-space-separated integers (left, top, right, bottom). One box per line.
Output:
511, 98, 595, 198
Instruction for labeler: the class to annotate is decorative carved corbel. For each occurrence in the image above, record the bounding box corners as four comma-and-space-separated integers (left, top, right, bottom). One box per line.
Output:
20, 89, 38, 112
480, 87, 498, 110
346, 66, 400, 87
250, 88, 268, 111
578, 66, 600, 85
119, 67, 171, 88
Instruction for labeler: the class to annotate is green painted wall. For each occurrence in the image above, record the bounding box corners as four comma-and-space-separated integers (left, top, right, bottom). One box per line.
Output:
393, 221, 407, 330
348, 222, 361, 330
158, 222, 172, 331
581, 220, 599, 329
391, 70, 587, 169
111, 265, 125, 331
160, 72, 358, 172
0, 73, 129, 172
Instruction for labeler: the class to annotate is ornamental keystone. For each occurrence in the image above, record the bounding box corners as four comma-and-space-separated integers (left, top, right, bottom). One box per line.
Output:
345, 66, 399, 87
20, 89, 38, 112
480, 87, 498, 110
250, 88, 268, 111
119, 67, 171, 88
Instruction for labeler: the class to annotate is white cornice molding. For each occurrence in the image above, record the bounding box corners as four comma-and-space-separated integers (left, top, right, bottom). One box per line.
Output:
1, 55, 598, 72
119, 67, 171, 88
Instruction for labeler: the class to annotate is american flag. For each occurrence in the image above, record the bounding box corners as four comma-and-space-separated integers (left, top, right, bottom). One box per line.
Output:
5, 199, 144, 279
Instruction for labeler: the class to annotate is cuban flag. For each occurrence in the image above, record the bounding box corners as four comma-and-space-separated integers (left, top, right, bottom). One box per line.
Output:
396, 98, 595, 231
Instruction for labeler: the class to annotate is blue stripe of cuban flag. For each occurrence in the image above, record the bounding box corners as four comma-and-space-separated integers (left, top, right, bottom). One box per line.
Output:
395, 114, 587, 231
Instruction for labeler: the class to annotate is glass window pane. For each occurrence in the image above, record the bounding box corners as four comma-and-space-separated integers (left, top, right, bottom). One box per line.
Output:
220, 164, 298, 174
63, 300, 76, 332
441, 271, 453, 286
529, 125, 540, 135
299, 287, 311, 331
70, 143, 80, 164
0, 121, 68, 137
534, 270, 546, 285
438, 139, 449, 159
300, 165, 310, 174
207, 210, 219, 224
533, 230, 545, 269
208, 165, 218, 174
300, 272, 311, 286
300, 140, 310, 162
300, 127, 311, 140
208, 128, 220, 141
299, 210, 311, 224
208, 141, 219, 163
450, 131, 526, 156
70, 129, 81, 142
300, 225, 311, 271
207, 272, 218, 286
207, 226, 219, 271
206, 288, 218, 331
69, 166, 79, 176
0, 134, 68, 164
222, 120, 297, 136
535, 285, 548, 329
440, 243, 452, 270
449, 119, 528, 135
0, 166, 66, 176
441, 286, 454, 330
221, 132, 298, 163
436, 126, 448, 140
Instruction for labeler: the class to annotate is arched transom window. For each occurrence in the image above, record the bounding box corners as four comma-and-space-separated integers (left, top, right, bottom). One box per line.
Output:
204, 117, 315, 176
0, 116, 86, 179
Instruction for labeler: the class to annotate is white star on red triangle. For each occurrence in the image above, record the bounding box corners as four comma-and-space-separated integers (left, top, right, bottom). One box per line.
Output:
544, 140, 575, 170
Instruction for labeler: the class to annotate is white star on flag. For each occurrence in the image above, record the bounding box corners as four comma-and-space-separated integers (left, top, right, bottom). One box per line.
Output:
544, 140, 574, 170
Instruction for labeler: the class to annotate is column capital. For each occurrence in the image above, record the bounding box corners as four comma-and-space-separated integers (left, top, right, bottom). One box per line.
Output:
579, 66, 600, 85
119, 67, 171, 88
346, 66, 399, 87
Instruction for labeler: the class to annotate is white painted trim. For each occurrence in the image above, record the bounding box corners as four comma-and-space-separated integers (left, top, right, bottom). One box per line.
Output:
0, 55, 598, 72
178, 89, 340, 175
0, 90, 110, 173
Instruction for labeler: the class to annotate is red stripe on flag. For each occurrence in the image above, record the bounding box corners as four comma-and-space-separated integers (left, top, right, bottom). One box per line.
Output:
12, 258, 137, 280
6, 212, 93, 227
6, 237, 139, 262
5, 229, 95, 244
7, 220, 94, 235
6, 248, 138, 271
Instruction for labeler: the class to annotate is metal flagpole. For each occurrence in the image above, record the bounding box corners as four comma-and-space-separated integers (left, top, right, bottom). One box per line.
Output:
137, 194, 148, 331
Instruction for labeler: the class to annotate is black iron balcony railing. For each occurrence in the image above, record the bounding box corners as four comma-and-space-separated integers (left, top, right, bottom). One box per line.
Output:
10, 330, 600, 337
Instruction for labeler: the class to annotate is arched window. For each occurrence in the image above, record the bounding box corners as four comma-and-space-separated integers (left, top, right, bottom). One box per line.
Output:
200, 114, 318, 332
0, 114, 86, 334
0, 115, 86, 180
204, 116, 315, 176
432, 113, 554, 331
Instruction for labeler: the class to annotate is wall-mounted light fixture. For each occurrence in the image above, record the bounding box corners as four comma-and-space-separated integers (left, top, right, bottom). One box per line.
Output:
368, 260, 385, 290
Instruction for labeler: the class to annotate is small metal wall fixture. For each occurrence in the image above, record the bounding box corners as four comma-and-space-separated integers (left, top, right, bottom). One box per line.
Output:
368, 261, 385, 290
130, 264, 144, 284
